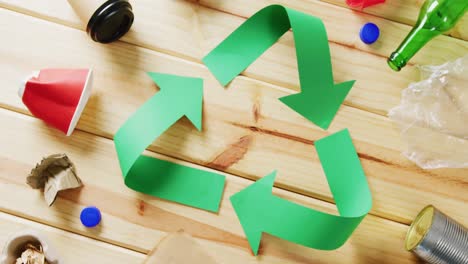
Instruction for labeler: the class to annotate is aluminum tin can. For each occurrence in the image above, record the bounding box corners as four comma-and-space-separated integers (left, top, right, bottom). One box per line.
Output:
406, 205, 468, 264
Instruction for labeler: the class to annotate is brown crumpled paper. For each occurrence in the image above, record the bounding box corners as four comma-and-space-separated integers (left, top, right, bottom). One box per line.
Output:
16, 243, 48, 264
27, 154, 82, 206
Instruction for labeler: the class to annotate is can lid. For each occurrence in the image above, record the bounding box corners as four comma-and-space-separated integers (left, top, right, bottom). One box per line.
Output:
405, 205, 435, 251
359, 22, 380, 45
80, 206, 102, 228
87, 0, 134, 44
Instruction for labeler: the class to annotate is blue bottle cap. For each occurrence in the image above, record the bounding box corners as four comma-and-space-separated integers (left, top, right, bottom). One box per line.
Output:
80, 206, 101, 228
360, 23, 380, 44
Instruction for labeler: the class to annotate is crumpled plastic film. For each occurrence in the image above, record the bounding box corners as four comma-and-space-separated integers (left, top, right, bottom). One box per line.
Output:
389, 55, 468, 169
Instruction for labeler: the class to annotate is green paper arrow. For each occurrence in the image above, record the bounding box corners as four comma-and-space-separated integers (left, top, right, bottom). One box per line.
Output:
230, 129, 372, 254
203, 5, 354, 129
114, 73, 226, 212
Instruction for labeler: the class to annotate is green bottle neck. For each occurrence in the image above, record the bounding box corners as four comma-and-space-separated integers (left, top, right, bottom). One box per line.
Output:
388, 26, 440, 71
388, 0, 468, 71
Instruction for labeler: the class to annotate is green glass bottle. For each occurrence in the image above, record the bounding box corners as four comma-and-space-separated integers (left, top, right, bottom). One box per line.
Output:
388, 0, 468, 71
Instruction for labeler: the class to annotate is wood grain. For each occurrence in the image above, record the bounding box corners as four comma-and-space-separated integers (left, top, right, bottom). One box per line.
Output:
320, 0, 468, 40
0, 108, 420, 263
1, 0, 467, 116
0, 212, 145, 264
0, 1, 466, 263
0, 8, 467, 225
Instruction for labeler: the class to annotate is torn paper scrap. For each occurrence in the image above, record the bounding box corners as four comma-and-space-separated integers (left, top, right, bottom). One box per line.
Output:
144, 231, 218, 264
16, 244, 48, 264
27, 154, 82, 206
389, 55, 468, 169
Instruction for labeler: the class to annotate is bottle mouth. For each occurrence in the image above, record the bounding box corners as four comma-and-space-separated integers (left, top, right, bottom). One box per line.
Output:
87, 0, 134, 44
387, 52, 406, 72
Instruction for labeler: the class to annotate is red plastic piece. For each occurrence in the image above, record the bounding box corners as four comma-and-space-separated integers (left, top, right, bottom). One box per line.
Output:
19, 69, 93, 135
346, 0, 386, 9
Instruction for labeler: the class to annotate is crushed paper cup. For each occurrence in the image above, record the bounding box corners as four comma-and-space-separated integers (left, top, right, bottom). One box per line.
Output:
18, 69, 93, 136
0, 230, 60, 264
346, 0, 385, 9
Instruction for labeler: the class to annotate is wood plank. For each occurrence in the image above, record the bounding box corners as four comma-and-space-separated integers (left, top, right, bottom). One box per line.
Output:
0, 108, 420, 263
0, 9, 467, 224
0, 212, 145, 263
1, 0, 467, 115
320, 0, 468, 41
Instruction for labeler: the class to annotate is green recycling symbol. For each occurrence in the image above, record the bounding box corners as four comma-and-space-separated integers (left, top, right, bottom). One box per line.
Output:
114, 5, 372, 255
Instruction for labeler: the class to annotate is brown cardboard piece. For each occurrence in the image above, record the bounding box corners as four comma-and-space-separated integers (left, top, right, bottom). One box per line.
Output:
144, 231, 218, 264
27, 154, 82, 206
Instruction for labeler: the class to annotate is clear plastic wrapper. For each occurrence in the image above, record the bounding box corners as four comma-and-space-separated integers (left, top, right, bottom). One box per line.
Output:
389, 55, 468, 169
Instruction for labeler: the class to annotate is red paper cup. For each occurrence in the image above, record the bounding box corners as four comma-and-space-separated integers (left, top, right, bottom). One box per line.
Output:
18, 69, 93, 136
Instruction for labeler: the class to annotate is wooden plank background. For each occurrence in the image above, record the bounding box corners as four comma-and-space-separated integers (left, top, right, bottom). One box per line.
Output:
0, 0, 466, 263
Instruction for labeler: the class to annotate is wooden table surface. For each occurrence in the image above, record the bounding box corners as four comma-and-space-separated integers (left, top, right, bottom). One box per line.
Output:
0, 0, 467, 263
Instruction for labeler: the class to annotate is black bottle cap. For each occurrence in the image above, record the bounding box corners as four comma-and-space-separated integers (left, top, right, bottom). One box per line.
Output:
87, 0, 134, 44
